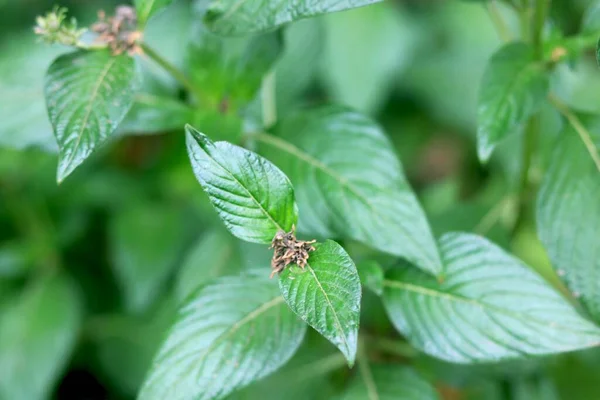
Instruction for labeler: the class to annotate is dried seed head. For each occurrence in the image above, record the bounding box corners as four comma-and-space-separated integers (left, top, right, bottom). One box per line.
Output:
91, 5, 141, 55
269, 227, 316, 278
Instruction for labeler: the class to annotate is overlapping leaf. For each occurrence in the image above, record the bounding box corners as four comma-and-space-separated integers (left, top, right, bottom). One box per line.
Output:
383, 232, 600, 363
279, 240, 361, 365
204, 0, 382, 35
186, 125, 298, 244
135, 0, 174, 27
477, 43, 548, 161
139, 274, 306, 400
119, 93, 194, 135
45, 50, 139, 182
537, 127, 600, 322
262, 106, 442, 275
0, 274, 81, 400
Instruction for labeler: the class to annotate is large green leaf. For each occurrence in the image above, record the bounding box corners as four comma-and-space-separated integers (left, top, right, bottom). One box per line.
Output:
477, 43, 548, 161
0, 274, 81, 400
109, 203, 187, 314
204, 0, 382, 35
186, 125, 298, 244
139, 273, 306, 400
383, 232, 600, 363
279, 240, 361, 366
537, 127, 600, 322
135, 0, 174, 27
186, 23, 282, 110
339, 364, 439, 400
45, 50, 139, 182
262, 107, 442, 275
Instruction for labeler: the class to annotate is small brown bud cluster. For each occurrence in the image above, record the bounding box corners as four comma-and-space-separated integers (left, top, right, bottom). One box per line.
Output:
92, 6, 141, 55
269, 227, 316, 278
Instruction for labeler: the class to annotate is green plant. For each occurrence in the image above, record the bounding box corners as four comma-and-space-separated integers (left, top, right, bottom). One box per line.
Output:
2, 0, 600, 399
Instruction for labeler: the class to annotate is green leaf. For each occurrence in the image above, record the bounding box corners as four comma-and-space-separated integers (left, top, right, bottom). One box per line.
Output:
109, 203, 187, 314
583, 1, 600, 33
45, 50, 139, 182
119, 93, 194, 135
186, 23, 282, 110
175, 229, 242, 302
382, 232, 600, 363
279, 240, 361, 366
204, 0, 382, 35
139, 273, 306, 400
357, 261, 384, 296
537, 127, 600, 322
339, 364, 439, 400
135, 0, 174, 28
262, 107, 442, 275
0, 274, 82, 400
186, 125, 298, 244
477, 42, 548, 161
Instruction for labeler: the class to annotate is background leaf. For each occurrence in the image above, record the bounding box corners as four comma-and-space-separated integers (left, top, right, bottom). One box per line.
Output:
339, 364, 439, 400
263, 106, 442, 275
279, 240, 361, 365
139, 273, 306, 400
45, 50, 139, 182
383, 232, 600, 363
0, 274, 81, 400
204, 0, 382, 35
537, 125, 600, 322
357, 260, 384, 296
186, 125, 298, 244
119, 93, 194, 135
135, 0, 174, 27
477, 42, 548, 161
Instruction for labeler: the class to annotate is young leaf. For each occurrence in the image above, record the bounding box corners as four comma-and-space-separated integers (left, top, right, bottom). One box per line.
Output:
45, 50, 139, 182
357, 260, 384, 296
0, 274, 81, 400
139, 274, 306, 400
382, 232, 600, 363
186, 125, 298, 244
261, 106, 442, 275
135, 0, 174, 28
537, 128, 600, 322
109, 203, 186, 314
477, 43, 548, 161
204, 0, 382, 35
339, 364, 439, 400
279, 240, 361, 366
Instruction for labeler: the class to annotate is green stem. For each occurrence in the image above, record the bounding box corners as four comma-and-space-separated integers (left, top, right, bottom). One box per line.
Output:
532, 0, 550, 58
363, 334, 418, 358
357, 341, 379, 400
261, 70, 277, 128
140, 42, 203, 104
487, 1, 511, 42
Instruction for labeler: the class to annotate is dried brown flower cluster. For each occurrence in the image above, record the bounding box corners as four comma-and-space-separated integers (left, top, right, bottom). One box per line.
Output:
269, 227, 316, 278
92, 6, 141, 55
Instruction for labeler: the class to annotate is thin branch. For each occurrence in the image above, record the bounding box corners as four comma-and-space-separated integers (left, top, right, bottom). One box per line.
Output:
486, 0, 512, 42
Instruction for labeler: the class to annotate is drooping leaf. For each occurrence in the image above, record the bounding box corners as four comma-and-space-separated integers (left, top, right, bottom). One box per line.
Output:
383, 232, 600, 363
135, 0, 174, 28
204, 0, 382, 35
45, 50, 139, 182
477, 42, 548, 161
357, 260, 384, 296
175, 229, 242, 302
186, 23, 282, 110
109, 203, 187, 314
139, 273, 306, 400
262, 106, 442, 275
186, 125, 298, 244
0, 274, 82, 400
119, 93, 194, 135
339, 364, 439, 400
279, 240, 361, 366
537, 127, 600, 322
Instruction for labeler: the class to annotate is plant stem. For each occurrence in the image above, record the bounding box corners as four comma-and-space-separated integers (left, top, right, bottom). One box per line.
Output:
487, 1, 511, 42
261, 70, 277, 129
363, 334, 418, 358
139, 42, 203, 104
532, 0, 550, 58
357, 341, 379, 400
549, 95, 600, 172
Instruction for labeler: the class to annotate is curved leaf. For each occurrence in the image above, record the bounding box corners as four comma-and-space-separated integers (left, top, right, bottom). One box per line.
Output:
186, 125, 298, 244
45, 50, 139, 182
383, 232, 600, 363
477, 43, 548, 161
139, 274, 306, 400
537, 128, 600, 322
204, 0, 382, 35
260, 107, 442, 275
339, 364, 439, 400
279, 240, 361, 365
